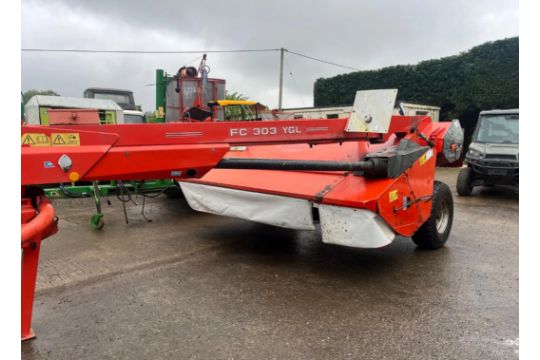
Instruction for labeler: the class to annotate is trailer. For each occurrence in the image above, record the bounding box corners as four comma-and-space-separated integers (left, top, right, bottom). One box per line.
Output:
21, 89, 463, 341
24, 95, 125, 125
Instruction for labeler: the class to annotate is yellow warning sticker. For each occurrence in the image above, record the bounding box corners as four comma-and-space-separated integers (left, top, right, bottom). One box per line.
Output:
21, 133, 50, 146
51, 133, 80, 146
389, 189, 398, 202
419, 149, 434, 166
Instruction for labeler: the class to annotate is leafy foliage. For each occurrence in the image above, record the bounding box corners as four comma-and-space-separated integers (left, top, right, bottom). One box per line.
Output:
22, 89, 60, 105
145, 111, 158, 123
314, 37, 518, 141
225, 91, 248, 101
224, 91, 253, 120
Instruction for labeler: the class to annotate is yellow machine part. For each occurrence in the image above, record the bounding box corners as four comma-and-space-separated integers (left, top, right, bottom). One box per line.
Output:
212, 100, 258, 106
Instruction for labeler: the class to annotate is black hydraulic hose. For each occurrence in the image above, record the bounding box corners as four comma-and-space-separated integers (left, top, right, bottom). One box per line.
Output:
216, 158, 378, 172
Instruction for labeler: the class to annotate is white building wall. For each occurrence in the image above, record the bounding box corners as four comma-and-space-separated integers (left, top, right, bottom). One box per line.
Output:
281, 103, 440, 122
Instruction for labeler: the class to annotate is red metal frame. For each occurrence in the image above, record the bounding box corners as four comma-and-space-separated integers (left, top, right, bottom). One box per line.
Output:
173, 77, 226, 121
21, 190, 58, 341
186, 120, 442, 237
20, 115, 455, 341
22, 118, 380, 185
47, 108, 101, 125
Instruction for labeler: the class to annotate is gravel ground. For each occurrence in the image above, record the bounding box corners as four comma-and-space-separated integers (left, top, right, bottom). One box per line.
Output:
22, 167, 518, 360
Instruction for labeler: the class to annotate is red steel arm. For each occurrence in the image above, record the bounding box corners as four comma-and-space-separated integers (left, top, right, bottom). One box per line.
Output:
22, 116, 455, 186
21, 119, 376, 185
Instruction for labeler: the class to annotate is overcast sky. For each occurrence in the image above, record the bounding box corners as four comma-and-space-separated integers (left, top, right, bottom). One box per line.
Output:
21, 0, 518, 111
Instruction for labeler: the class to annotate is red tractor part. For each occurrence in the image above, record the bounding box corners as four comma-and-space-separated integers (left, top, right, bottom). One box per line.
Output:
47, 108, 101, 126
21, 118, 380, 185
180, 116, 462, 248
21, 189, 58, 341
20, 89, 464, 340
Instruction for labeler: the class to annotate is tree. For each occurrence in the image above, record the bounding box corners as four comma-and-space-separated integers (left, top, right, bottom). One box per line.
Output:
145, 111, 158, 123
314, 37, 518, 145
22, 89, 60, 105
224, 91, 251, 120
225, 91, 248, 101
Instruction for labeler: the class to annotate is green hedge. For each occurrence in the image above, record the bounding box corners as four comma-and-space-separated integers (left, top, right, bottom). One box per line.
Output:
314, 37, 518, 139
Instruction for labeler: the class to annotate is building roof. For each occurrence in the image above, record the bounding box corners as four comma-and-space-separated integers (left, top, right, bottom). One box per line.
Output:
283, 101, 440, 112
282, 105, 352, 112
123, 110, 145, 116
480, 109, 519, 115
25, 95, 123, 111
84, 88, 133, 94
399, 101, 440, 110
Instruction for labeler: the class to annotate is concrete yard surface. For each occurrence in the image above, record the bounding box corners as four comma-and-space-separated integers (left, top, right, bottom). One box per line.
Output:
22, 168, 518, 360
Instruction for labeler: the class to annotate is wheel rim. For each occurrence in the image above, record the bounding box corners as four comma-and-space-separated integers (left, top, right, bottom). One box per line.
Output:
436, 200, 450, 234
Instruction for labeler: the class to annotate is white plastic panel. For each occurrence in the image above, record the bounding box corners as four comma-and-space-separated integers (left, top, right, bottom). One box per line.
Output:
346, 89, 398, 133
180, 182, 316, 230
318, 204, 395, 248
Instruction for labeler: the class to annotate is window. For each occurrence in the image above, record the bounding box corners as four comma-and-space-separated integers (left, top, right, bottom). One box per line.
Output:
474, 114, 519, 144
326, 114, 339, 119
124, 114, 145, 124
94, 93, 131, 105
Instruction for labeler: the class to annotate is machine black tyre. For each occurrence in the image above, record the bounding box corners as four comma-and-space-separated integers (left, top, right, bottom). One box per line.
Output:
412, 181, 453, 250
456, 167, 473, 196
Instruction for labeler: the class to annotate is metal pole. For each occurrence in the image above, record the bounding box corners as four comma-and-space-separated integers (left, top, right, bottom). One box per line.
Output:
278, 47, 284, 110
